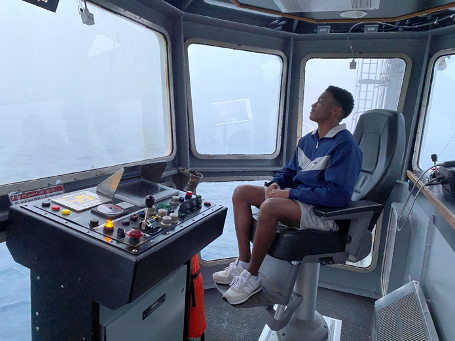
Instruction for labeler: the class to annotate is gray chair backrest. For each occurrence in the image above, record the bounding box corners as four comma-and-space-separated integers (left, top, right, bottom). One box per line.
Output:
352, 109, 405, 205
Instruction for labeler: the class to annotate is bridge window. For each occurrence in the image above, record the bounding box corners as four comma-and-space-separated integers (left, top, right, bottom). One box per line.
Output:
0, 0, 171, 186
417, 53, 455, 169
187, 43, 285, 157
301, 58, 408, 137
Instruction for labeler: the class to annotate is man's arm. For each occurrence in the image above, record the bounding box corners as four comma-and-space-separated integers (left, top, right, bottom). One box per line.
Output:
269, 144, 300, 189
288, 141, 362, 207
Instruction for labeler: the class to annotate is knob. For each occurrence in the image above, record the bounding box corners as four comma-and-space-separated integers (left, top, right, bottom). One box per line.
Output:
179, 196, 185, 203
145, 195, 155, 208
170, 213, 178, 223
178, 202, 190, 213
130, 214, 138, 222
140, 210, 146, 218
42, 200, 51, 208
185, 191, 193, 199
195, 195, 203, 207
170, 196, 180, 205
161, 216, 172, 228
156, 209, 167, 219
122, 219, 130, 226
204, 201, 211, 207
117, 228, 125, 238
127, 229, 144, 240
89, 218, 99, 228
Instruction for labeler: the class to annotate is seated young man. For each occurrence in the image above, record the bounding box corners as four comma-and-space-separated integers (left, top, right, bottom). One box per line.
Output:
213, 86, 363, 305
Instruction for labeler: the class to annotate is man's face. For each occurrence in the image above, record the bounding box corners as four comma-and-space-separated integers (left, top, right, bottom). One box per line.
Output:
309, 91, 342, 124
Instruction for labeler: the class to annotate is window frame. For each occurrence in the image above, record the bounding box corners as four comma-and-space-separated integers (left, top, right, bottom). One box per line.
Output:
299, 53, 412, 273
412, 48, 455, 171
299, 53, 412, 141
0, 1, 175, 196
185, 38, 288, 160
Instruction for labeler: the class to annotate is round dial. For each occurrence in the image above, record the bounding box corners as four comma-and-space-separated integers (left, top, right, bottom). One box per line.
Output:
96, 204, 123, 216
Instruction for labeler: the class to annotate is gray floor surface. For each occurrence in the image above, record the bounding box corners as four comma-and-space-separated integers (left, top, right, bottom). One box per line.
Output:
203, 287, 375, 341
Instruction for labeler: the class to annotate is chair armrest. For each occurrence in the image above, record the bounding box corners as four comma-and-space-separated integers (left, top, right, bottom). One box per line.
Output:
312, 200, 383, 219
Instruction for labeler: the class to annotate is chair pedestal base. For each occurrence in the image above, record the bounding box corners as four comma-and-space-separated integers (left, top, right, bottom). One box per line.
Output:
259, 313, 342, 341
279, 311, 328, 341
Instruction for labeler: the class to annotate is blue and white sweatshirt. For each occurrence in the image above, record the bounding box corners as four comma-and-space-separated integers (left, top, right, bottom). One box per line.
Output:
271, 124, 362, 207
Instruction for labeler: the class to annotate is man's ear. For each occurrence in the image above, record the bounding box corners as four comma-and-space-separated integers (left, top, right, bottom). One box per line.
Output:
331, 106, 343, 117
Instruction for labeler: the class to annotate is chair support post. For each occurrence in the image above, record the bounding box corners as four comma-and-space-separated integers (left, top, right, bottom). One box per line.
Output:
293, 262, 320, 321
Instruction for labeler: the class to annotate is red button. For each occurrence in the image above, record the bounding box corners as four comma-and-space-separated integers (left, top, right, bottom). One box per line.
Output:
127, 229, 144, 239
51, 205, 60, 211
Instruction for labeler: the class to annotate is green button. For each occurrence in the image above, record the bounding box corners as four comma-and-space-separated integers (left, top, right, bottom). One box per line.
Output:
164, 203, 171, 208
158, 204, 164, 209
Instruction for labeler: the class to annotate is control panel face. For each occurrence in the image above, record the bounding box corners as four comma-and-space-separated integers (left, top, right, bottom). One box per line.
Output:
51, 191, 110, 212
21, 185, 221, 255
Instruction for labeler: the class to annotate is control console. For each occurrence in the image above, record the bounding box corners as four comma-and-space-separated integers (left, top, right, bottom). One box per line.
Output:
7, 176, 227, 313
21, 178, 221, 255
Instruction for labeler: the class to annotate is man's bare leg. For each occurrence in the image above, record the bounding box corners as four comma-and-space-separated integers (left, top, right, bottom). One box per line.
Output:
247, 198, 301, 276
231, 185, 266, 264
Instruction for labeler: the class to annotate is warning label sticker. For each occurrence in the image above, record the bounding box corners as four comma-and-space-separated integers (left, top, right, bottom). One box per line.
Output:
9, 185, 65, 205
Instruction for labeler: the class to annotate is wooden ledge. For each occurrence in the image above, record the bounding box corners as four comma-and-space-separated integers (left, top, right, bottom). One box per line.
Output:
407, 170, 455, 230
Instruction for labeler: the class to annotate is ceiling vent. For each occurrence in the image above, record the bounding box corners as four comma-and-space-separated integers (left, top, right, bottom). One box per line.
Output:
273, 0, 380, 13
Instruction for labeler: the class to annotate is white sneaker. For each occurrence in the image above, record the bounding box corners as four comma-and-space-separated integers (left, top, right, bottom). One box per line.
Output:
222, 269, 262, 305
213, 259, 244, 284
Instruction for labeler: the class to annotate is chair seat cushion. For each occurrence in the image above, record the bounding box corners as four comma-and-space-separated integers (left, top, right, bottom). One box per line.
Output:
251, 216, 347, 262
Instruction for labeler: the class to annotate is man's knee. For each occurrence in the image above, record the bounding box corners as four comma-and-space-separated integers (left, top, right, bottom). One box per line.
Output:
257, 199, 279, 220
258, 198, 300, 225
232, 184, 264, 206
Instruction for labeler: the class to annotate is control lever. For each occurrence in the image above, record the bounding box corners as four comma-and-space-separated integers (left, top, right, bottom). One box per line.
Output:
140, 195, 155, 230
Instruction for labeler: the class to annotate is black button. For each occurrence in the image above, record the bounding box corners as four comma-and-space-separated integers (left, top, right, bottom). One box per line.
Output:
117, 228, 125, 238
89, 218, 99, 228
122, 219, 130, 226
41, 200, 51, 208
130, 214, 138, 222
204, 201, 211, 207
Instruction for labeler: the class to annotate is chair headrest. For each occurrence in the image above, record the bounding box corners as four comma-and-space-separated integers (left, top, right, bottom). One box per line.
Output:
351, 109, 405, 205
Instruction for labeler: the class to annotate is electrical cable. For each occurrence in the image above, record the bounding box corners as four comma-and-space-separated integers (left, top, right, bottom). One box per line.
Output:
347, 15, 455, 61
437, 131, 455, 160
397, 176, 438, 231
395, 165, 435, 231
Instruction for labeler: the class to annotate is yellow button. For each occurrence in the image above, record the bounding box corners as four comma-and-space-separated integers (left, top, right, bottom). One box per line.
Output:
61, 209, 70, 215
105, 220, 114, 230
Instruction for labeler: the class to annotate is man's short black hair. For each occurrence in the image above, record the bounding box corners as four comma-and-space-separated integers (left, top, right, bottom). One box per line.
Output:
325, 86, 354, 119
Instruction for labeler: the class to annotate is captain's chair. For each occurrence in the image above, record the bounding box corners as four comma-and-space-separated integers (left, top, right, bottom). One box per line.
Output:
216, 109, 405, 341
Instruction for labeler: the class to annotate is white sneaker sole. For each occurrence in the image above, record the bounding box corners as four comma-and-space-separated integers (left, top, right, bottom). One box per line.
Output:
213, 278, 233, 285
224, 286, 262, 305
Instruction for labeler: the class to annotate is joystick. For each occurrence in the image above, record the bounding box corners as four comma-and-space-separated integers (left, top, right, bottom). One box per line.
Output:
140, 195, 155, 230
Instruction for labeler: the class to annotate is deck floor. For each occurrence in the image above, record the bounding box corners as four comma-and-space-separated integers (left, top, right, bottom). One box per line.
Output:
203, 287, 375, 341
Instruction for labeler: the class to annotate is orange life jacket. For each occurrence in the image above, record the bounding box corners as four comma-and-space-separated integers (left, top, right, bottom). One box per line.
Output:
188, 255, 206, 338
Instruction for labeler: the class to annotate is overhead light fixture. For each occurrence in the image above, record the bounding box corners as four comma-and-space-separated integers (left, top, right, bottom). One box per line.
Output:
80, 0, 95, 26
339, 10, 368, 19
